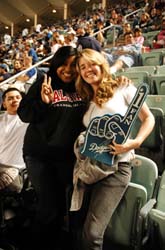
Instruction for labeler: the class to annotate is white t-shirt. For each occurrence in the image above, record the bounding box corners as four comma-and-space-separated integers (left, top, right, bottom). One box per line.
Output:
0, 112, 28, 169
83, 84, 138, 163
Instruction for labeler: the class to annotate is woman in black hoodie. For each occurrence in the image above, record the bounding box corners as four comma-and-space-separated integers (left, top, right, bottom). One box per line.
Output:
17, 46, 87, 250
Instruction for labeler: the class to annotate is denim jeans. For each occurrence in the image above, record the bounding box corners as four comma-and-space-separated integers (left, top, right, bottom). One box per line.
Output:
81, 162, 132, 250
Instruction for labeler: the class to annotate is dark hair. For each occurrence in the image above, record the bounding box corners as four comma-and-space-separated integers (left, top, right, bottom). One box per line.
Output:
134, 27, 142, 33
124, 31, 134, 38
47, 46, 78, 90
2, 87, 24, 101
77, 37, 102, 52
48, 46, 77, 75
43, 44, 51, 54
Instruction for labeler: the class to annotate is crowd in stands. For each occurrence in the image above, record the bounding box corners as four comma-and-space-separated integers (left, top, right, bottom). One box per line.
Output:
0, 1, 164, 250
0, 0, 164, 107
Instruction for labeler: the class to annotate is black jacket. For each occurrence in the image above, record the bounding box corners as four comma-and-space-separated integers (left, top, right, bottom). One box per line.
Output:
17, 70, 86, 162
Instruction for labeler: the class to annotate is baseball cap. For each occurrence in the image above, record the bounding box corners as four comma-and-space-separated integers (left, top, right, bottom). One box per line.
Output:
77, 37, 102, 52
0, 63, 8, 71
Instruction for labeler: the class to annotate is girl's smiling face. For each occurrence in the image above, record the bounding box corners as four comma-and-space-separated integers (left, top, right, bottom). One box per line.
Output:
57, 55, 77, 83
78, 57, 102, 87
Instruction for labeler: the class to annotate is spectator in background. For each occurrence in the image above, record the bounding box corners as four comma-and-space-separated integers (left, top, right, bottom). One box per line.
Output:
22, 28, 29, 38
77, 36, 103, 53
12, 59, 24, 75
51, 35, 64, 54
104, 31, 142, 73
0, 88, 28, 192
77, 33, 142, 73
37, 44, 52, 73
153, 16, 165, 48
0, 64, 12, 108
138, 12, 153, 33
24, 42, 39, 64
3, 32, 12, 49
134, 27, 144, 46
0, 64, 11, 82
35, 23, 42, 34
148, 7, 163, 32
11, 56, 37, 93
116, 22, 132, 46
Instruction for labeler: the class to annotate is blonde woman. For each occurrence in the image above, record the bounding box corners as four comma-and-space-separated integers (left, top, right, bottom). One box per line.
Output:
73, 48, 155, 250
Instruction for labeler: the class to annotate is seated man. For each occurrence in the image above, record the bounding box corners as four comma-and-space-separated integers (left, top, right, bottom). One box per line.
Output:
0, 87, 28, 192
104, 31, 142, 73
77, 33, 142, 74
0, 57, 37, 108
12, 56, 37, 93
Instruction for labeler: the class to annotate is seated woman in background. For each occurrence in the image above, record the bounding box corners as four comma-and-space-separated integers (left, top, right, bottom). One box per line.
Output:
134, 27, 144, 46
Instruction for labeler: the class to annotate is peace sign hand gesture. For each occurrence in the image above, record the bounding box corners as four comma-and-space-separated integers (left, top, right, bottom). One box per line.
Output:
41, 74, 54, 104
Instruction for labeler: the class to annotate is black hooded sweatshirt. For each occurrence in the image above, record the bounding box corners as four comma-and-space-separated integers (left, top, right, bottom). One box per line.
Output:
17, 70, 87, 163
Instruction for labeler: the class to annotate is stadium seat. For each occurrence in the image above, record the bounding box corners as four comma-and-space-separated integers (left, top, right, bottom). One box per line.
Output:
132, 107, 164, 150
146, 95, 165, 144
141, 51, 164, 66
104, 154, 158, 250
156, 65, 165, 75
143, 30, 160, 48
145, 95, 165, 113
131, 107, 165, 174
105, 26, 119, 45
0, 169, 36, 249
148, 170, 165, 250
150, 75, 165, 95
116, 71, 151, 91
124, 65, 156, 75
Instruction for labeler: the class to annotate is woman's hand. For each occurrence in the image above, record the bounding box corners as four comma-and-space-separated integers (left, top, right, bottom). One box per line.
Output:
109, 138, 140, 155
41, 74, 54, 104
116, 75, 132, 86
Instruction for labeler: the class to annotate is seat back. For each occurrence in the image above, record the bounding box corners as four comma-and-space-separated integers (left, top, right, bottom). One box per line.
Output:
141, 51, 163, 66
149, 170, 165, 249
132, 107, 165, 174
104, 155, 158, 249
143, 30, 160, 48
150, 75, 165, 95
104, 183, 147, 247
145, 95, 165, 114
131, 107, 164, 150
131, 154, 158, 200
145, 95, 165, 146
156, 65, 165, 75
155, 170, 165, 211
124, 66, 156, 75
116, 71, 151, 90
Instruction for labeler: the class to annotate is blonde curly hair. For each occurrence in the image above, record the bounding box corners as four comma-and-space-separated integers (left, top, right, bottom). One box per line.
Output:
75, 48, 120, 107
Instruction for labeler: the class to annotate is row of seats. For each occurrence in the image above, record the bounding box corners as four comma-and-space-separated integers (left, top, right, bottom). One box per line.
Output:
118, 64, 165, 173
132, 94, 165, 174
141, 50, 165, 66
117, 64, 165, 95
125, 64, 165, 75
104, 154, 165, 250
